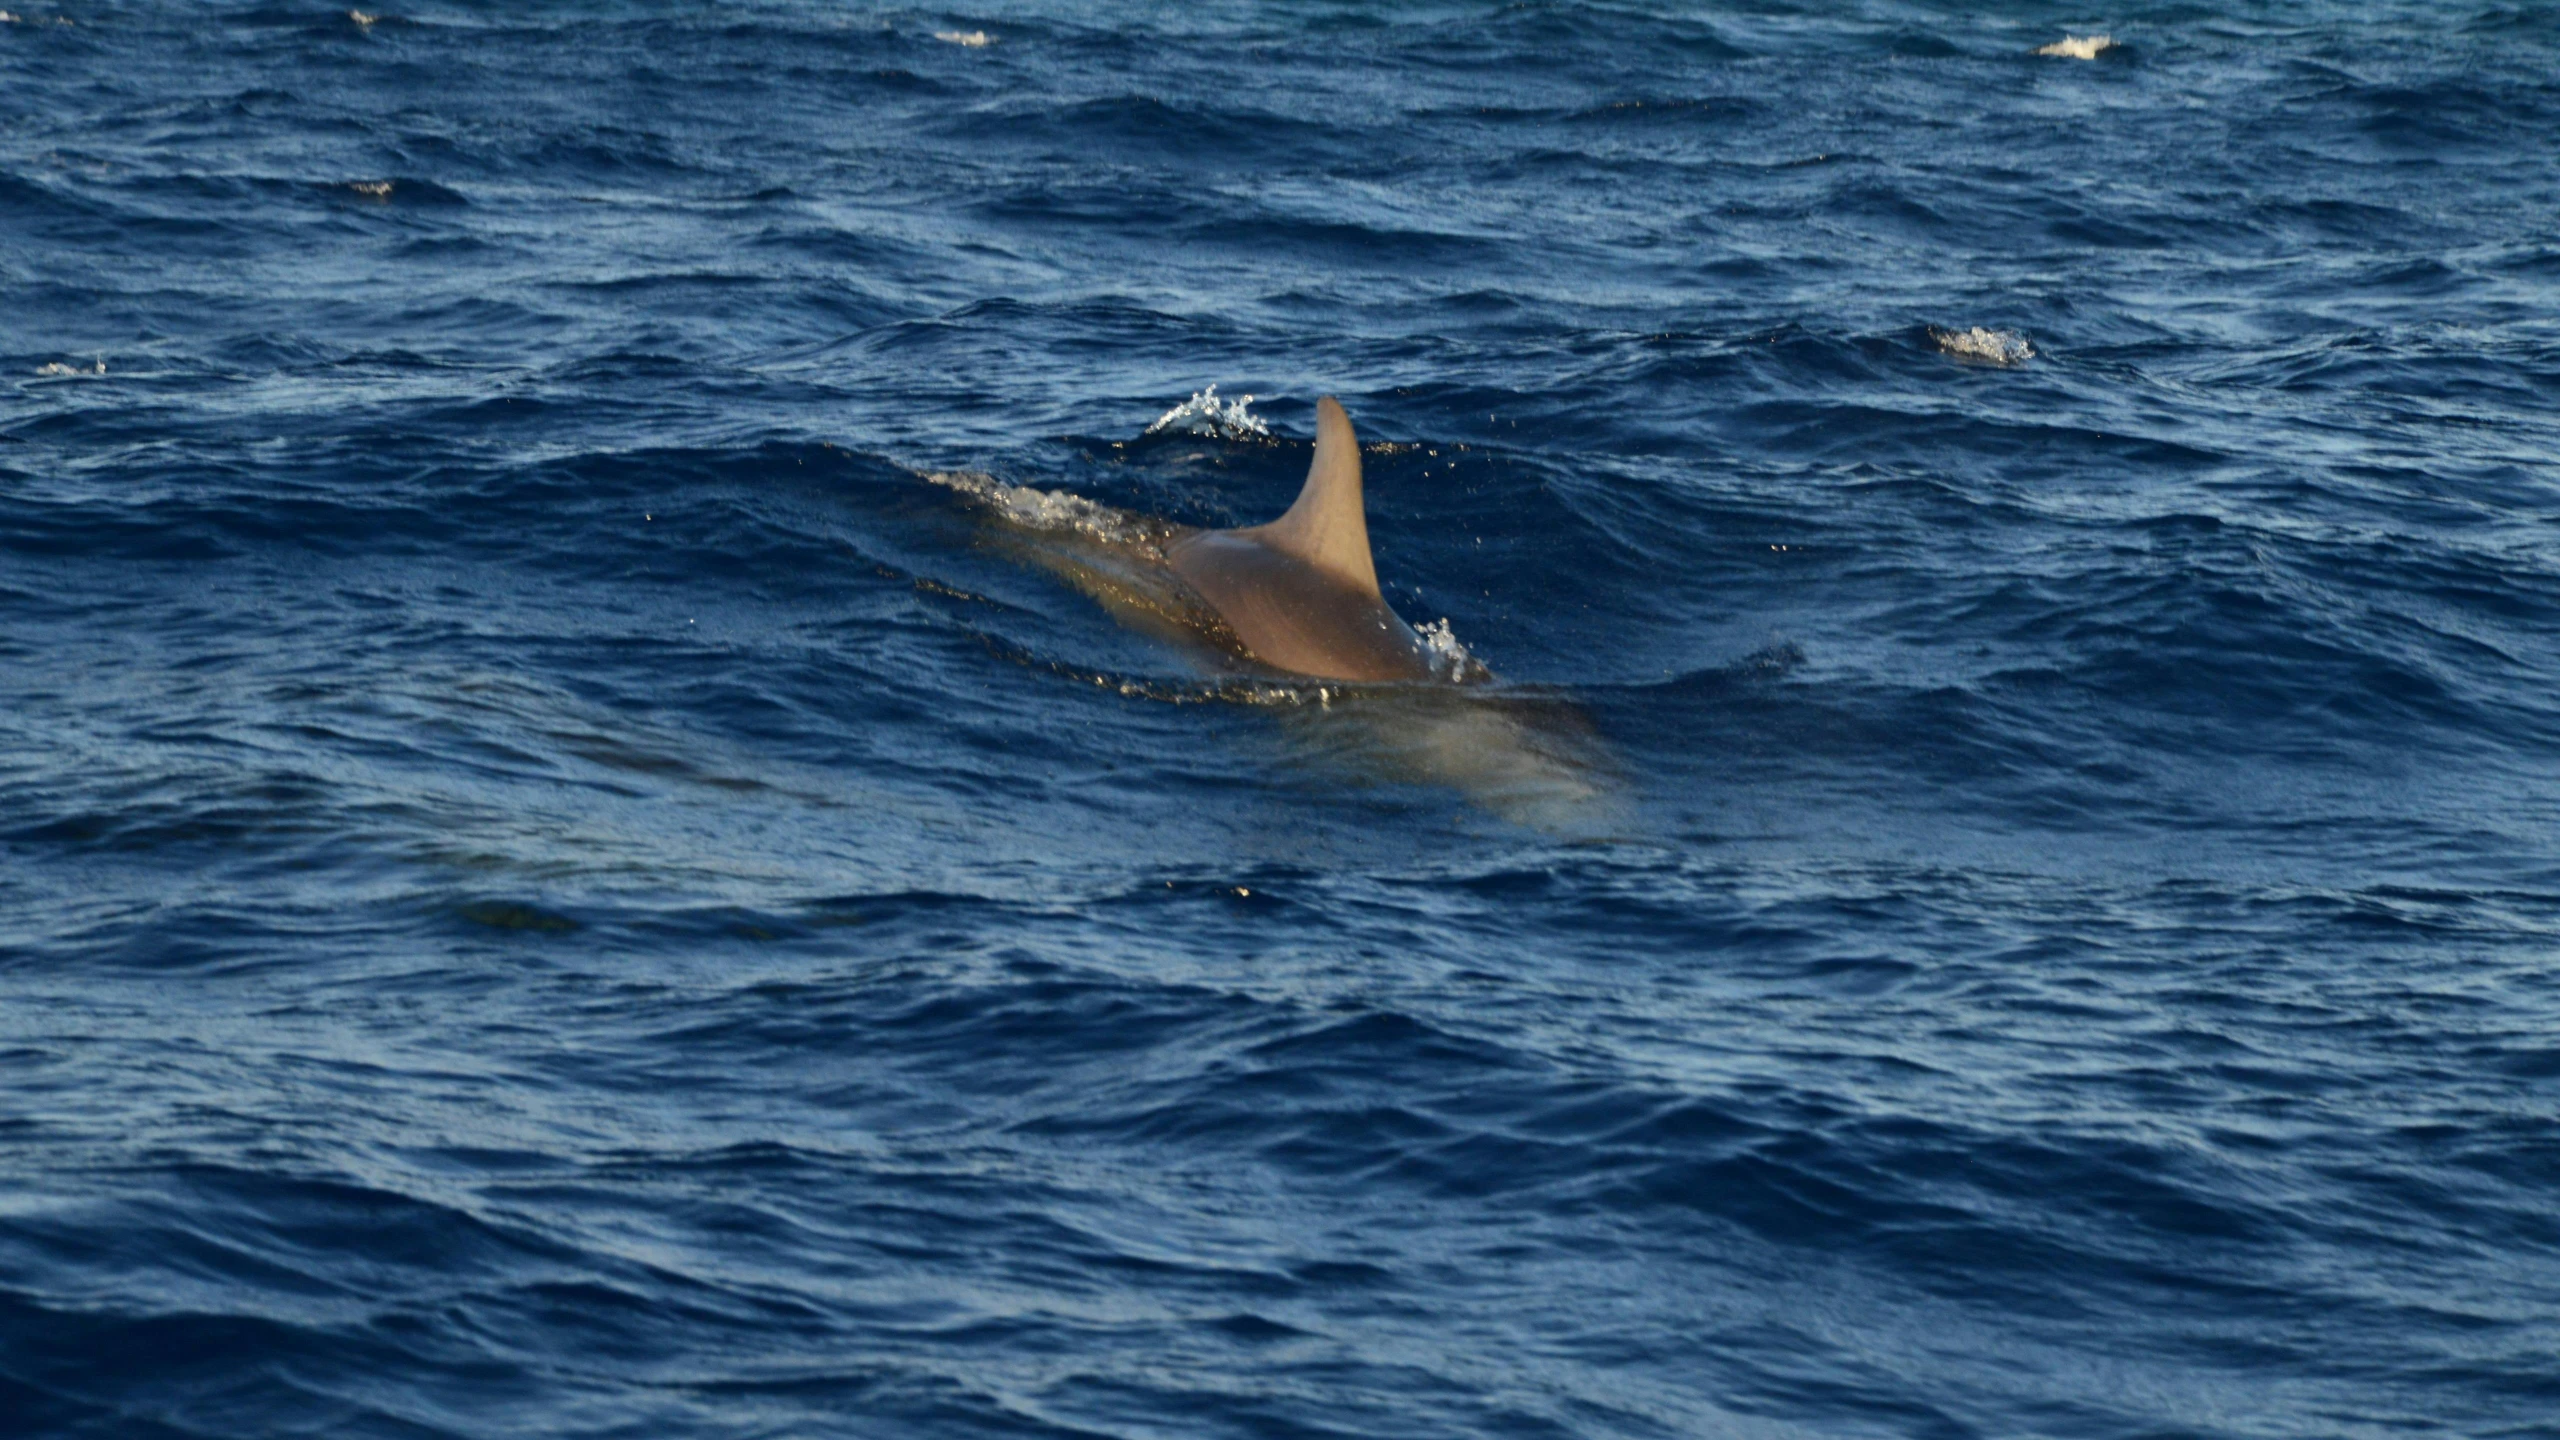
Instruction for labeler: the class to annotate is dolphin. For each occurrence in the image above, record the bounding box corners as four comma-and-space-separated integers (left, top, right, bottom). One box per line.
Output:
1160, 397, 1451, 684
921, 396, 1623, 829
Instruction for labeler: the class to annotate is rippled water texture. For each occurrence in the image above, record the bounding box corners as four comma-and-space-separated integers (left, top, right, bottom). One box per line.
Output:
5, 3, 2559, 1436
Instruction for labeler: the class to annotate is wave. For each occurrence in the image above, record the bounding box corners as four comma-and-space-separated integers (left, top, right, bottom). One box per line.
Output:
930, 92, 1352, 166
326, 176, 469, 206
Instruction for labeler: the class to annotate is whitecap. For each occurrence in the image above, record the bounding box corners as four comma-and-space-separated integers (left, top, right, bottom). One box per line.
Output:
1932, 326, 2034, 365
934, 30, 990, 47
348, 180, 393, 198
1143, 384, 1270, 440
34, 358, 103, 376
2035, 34, 2115, 59
349, 10, 377, 28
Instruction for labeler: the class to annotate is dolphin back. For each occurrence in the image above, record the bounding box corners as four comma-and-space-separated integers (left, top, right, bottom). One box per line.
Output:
1167, 530, 1436, 682
1161, 397, 1444, 682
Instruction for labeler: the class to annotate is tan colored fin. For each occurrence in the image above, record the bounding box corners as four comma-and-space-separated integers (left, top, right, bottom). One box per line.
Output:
1242, 395, 1379, 597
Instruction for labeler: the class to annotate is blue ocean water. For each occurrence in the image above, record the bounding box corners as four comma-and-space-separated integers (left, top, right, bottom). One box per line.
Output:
5, 1, 2559, 1434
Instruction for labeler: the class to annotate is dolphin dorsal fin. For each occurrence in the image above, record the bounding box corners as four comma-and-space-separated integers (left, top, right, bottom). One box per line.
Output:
1245, 395, 1380, 596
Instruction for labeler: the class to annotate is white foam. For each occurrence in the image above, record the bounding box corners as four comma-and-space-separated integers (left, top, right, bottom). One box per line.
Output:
1933, 326, 2035, 365
34, 358, 103, 376
935, 30, 990, 47
348, 180, 393, 198
1143, 384, 1270, 440
1416, 617, 1490, 684
349, 10, 378, 28
2035, 34, 2115, 59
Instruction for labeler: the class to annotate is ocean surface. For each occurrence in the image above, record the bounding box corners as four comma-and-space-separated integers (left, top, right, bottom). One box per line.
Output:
5, 2, 2559, 1435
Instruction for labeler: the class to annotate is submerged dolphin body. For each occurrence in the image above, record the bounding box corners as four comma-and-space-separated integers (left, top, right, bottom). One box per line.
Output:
1163, 397, 1445, 683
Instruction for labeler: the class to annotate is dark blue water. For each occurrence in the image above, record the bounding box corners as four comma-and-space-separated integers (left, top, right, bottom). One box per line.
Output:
6, 2, 2560, 1435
